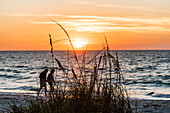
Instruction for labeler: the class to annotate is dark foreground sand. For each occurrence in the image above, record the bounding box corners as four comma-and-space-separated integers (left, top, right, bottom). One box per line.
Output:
0, 93, 170, 113
130, 99, 170, 113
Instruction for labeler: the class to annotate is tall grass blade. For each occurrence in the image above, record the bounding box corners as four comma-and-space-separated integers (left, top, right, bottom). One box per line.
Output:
55, 57, 65, 73
71, 68, 77, 80
51, 20, 82, 74
86, 48, 104, 64
49, 34, 55, 68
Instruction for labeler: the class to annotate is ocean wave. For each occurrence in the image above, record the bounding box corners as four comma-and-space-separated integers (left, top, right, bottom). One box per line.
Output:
123, 79, 170, 86
0, 82, 7, 84
18, 86, 38, 91
2, 87, 19, 90
15, 65, 28, 68
158, 59, 170, 63
0, 74, 18, 79
2, 86, 38, 91
133, 65, 157, 72
17, 76, 32, 80
147, 92, 170, 98
30, 72, 37, 74
0, 74, 32, 80
0, 69, 22, 73
8, 65, 28, 68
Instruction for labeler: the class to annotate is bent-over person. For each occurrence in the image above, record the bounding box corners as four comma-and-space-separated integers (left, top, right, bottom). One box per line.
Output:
37, 69, 48, 96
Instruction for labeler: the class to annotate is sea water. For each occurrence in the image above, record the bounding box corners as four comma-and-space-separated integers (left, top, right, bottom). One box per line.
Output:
0, 50, 170, 100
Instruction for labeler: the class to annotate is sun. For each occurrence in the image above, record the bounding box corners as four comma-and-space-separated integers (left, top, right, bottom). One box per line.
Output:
72, 39, 87, 48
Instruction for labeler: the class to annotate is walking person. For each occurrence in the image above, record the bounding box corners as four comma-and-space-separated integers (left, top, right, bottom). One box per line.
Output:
47, 69, 56, 96
37, 69, 48, 96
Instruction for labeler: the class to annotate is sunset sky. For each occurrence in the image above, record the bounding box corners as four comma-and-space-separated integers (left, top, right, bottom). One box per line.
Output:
0, 0, 170, 50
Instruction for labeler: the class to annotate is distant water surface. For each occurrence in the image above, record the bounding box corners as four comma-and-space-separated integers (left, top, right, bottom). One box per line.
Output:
0, 50, 170, 100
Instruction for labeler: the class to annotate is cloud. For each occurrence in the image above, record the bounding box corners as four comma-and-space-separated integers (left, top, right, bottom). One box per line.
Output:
73, 1, 142, 10
96, 4, 142, 10
6, 12, 63, 17
29, 15, 170, 33
9, 12, 170, 33
73, 1, 170, 15
30, 21, 74, 24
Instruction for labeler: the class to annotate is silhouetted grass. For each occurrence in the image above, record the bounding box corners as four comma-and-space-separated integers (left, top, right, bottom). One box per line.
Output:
8, 22, 132, 113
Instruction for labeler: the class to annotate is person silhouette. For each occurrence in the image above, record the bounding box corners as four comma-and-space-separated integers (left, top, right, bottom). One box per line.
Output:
47, 69, 56, 96
37, 69, 48, 96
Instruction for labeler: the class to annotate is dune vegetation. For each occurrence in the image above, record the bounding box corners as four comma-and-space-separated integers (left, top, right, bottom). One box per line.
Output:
8, 22, 132, 113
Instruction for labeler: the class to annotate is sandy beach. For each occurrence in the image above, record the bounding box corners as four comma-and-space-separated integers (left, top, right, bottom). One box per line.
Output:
0, 93, 30, 112
130, 99, 170, 113
0, 93, 169, 113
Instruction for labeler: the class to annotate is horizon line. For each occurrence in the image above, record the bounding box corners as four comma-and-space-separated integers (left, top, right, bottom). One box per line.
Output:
0, 49, 170, 52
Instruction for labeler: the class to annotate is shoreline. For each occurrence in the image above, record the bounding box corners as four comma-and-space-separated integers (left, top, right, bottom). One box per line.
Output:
0, 92, 170, 113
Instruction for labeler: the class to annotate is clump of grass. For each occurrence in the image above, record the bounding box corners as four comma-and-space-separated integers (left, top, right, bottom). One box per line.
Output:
8, 22, 132, 113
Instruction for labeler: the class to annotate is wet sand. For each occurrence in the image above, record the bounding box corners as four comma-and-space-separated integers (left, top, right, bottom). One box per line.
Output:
0, 93, 30, 112
0, 93, 170, 113
131, 99, 170, 113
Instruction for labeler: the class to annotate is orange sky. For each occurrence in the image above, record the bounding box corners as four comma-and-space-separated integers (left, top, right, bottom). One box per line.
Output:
0, 0, 170, 50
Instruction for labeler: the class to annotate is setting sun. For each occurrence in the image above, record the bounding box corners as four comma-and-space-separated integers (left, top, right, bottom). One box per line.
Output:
72, 39, 87, 48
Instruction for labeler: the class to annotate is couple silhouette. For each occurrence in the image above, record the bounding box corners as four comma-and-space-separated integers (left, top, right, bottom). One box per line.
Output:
37, 69, 56, 96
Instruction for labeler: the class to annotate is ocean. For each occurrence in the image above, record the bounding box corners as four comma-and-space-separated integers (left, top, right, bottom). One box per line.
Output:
0, 50, 170, 100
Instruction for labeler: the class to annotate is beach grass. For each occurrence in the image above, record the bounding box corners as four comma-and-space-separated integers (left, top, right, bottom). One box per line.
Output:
8, 22, 132, 113
8, 49, 132, 113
